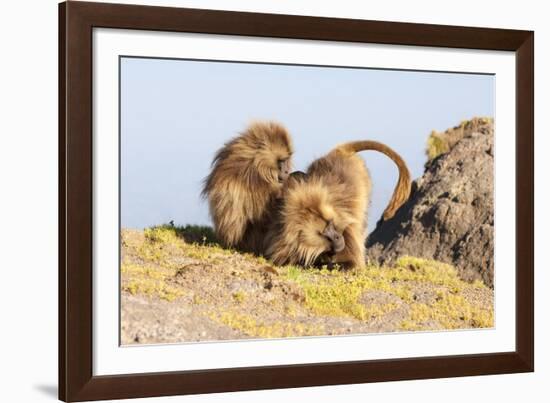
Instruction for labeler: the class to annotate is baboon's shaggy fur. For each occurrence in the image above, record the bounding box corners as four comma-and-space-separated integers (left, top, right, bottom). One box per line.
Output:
202, 121, 293, 253
266, 141, 411, 269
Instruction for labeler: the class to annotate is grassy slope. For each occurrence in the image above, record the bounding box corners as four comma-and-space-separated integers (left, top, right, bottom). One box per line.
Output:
120, 226, 494, 344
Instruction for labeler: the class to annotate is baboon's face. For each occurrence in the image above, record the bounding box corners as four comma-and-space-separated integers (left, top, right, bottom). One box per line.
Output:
254, 147, 291, 187
282, 184, 348, 265
249, 123, 293, 187
321, 221, 345, 255
277, 158, 291, 183
298, 213, 345, 258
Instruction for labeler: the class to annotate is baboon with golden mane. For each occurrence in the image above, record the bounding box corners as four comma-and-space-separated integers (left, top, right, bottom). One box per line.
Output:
266, 141, 411, 269
202, 121, 293, 253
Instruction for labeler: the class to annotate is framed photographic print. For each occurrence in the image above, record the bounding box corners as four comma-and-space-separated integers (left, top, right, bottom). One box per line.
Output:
59, 1, 534, 401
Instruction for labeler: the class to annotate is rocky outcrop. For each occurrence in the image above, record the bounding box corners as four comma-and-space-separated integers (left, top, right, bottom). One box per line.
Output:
366, 118, 495, 287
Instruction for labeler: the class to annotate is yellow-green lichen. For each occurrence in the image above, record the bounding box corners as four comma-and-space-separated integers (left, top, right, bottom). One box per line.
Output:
122, 224, 494, 336
232, 291, 247, 304
281, 256, 492, 329
400, 292, 493, 331
137, 226, 233, 267
426, 130, 451, 161
426, 117, 494, 162
122, 263, 183, 301
211, 311, 323, 338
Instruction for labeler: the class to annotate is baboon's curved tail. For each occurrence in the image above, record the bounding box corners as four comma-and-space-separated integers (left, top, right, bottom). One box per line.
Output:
334, 140, 412, 220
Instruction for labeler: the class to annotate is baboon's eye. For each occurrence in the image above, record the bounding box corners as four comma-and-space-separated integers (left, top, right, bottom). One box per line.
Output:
318, 221, 329, 235
277, 159, 290, 173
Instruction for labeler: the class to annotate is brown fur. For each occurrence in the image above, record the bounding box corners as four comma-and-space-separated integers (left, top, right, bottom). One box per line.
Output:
202, 121, 293, 252
266, 140, 411, 269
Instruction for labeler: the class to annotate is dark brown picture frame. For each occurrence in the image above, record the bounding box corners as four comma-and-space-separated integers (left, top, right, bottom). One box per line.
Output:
59, 1, 534, 401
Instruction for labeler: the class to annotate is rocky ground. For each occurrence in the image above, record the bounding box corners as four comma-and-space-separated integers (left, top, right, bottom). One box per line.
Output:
121, 226, 494, 345
367, 118, 495, 287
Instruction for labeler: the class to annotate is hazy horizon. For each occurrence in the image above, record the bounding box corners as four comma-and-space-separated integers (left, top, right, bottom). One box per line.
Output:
120, 57, 494, 232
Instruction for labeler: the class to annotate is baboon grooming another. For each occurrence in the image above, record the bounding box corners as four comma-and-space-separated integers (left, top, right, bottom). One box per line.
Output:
202, 121, 293, 253
266, 141, 411, 269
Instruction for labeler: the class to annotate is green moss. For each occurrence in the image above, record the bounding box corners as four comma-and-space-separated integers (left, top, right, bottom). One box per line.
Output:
393, 256, 466, 290
175, 224, 218, 245
144, 226, 179, 244
400, 293, 493, 330
138, 227, 182, 267
247, 254, 268, 265
137, 225, 233, 267
211, 311, 324, 338
283, 265, 308, 282
282, 264, 401, 321
123, 224, 494, 335
426, 131, 450, 161
281, 256, 492, 329
306, 284, 398, 321
122, 263, 183, 301
149, 223, 218, 245
390, 257, 494, 330
232, 291, 247, 304
284, 304, 299, 318
121, 263, 167, 279
425, 117, 494, 163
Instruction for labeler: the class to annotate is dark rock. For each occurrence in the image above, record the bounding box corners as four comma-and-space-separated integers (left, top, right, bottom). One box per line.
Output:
366, 118, 494, 287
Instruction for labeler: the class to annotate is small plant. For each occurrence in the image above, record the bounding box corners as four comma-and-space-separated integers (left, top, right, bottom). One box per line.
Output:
232, 291, 247, 304
122, 263, 183, 301
210, 311, 323, 338
425, 117, 494, 164
146, 223, 218, 245
426, 131, 450, 161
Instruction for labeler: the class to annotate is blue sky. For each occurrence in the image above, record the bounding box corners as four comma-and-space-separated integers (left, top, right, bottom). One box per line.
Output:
120, 57, 494, 232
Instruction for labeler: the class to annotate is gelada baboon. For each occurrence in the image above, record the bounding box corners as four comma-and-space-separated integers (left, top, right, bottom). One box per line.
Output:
202, 121, 293, 252
266, 141, 411, 269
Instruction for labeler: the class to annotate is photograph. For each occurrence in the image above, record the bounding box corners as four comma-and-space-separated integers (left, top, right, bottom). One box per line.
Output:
119, 56, 496, 345
51, 1, 537, 401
